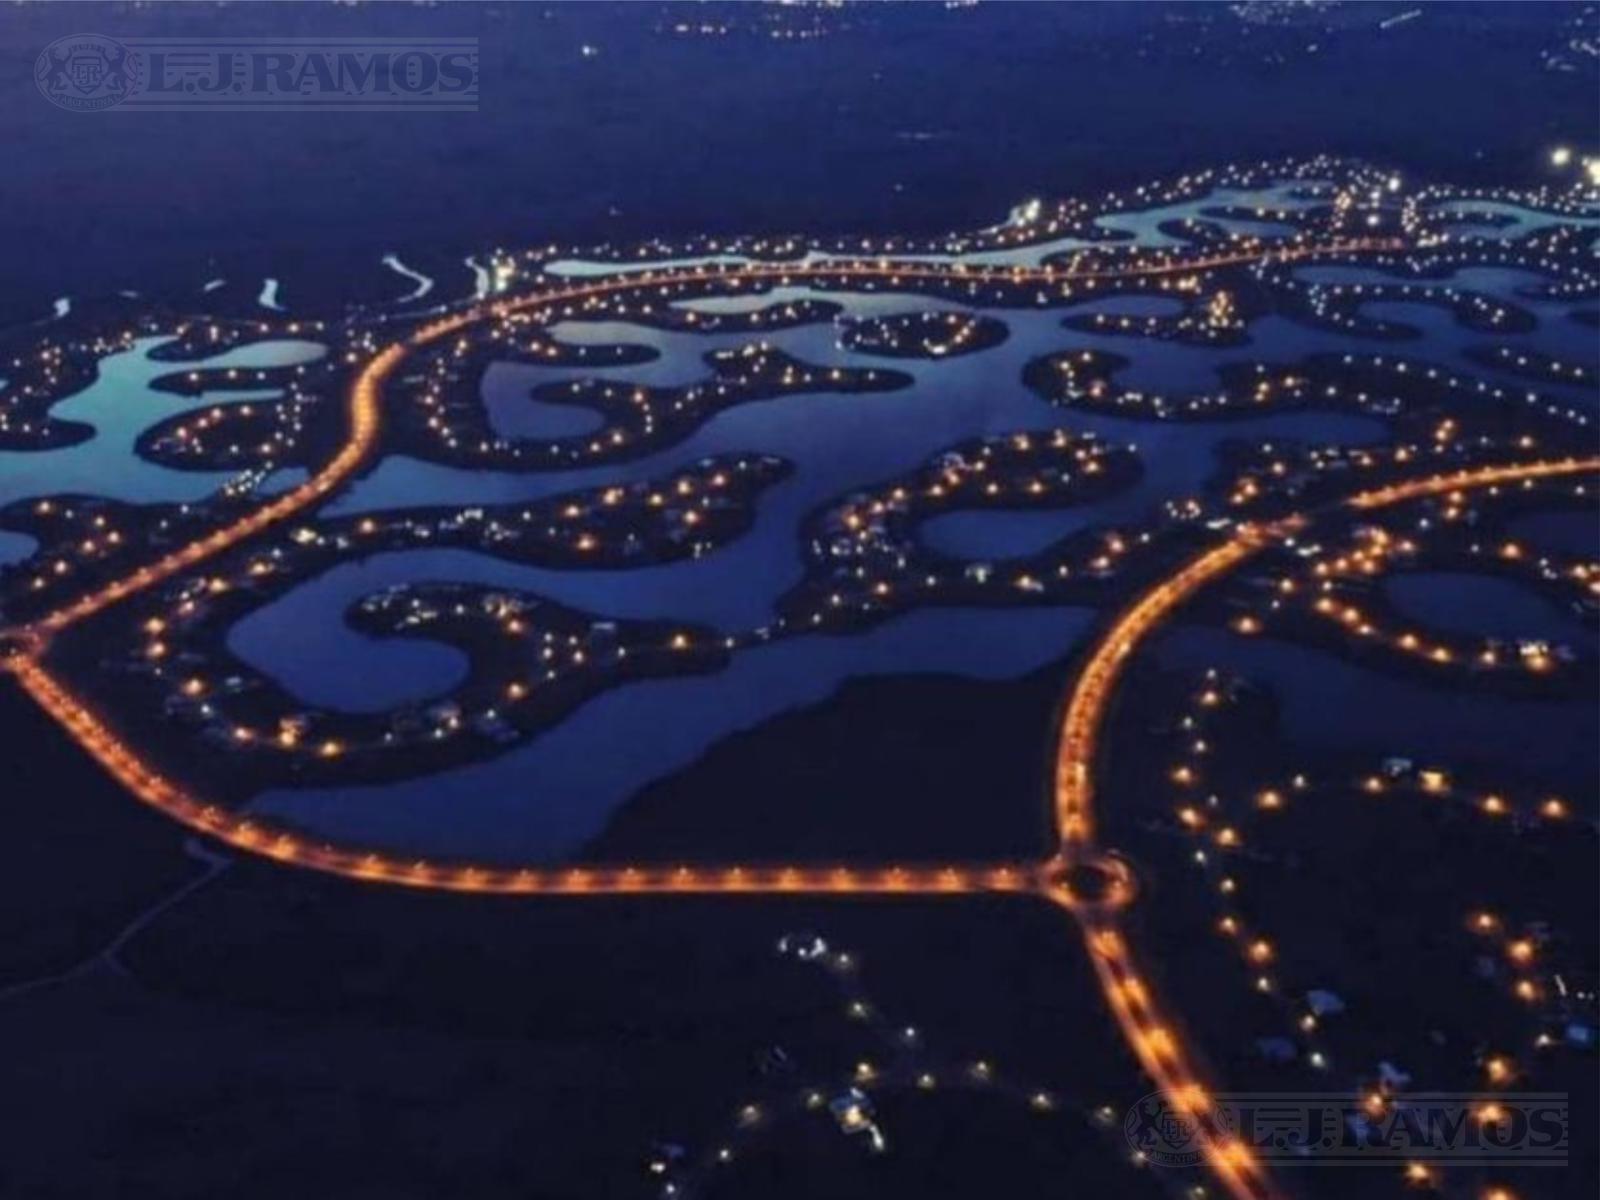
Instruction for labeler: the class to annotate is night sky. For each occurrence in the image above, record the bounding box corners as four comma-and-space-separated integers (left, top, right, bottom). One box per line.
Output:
3, 2, 1594, 312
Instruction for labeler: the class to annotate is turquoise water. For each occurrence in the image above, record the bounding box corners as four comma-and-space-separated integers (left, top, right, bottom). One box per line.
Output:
226, 270, 1399, 859
0, 337, 326, 510
544, 183, 1333, 275
14, 185, 1595, 862
1430, 198, 1600, 238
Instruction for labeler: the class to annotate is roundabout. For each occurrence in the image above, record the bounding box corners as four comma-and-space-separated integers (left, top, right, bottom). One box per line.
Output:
1, 219, 1593, 1200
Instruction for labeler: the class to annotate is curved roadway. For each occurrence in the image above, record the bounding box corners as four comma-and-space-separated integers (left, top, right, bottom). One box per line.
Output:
6, 234, 1593, 1200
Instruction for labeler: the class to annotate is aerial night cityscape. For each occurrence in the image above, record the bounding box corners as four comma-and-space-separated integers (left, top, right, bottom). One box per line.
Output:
2, 3, 1597, 1199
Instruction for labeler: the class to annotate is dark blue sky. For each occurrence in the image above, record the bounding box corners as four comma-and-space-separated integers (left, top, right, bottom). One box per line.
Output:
3, 2, 1594, 313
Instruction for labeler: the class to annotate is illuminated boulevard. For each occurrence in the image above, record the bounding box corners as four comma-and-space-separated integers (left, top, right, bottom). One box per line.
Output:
16, 238, 1400, 639
2, 238, 1593, 1200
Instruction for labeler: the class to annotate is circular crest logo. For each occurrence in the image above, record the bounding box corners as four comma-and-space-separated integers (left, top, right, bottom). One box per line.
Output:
36, 34, 140, 111
1124, 1091, 1212, 1168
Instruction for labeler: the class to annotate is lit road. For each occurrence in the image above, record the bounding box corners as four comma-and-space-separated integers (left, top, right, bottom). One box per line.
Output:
6, 234, 1591, 1200
1042, 457, 1597, 1200
10, 457, 1593, 1198
1051, 520, 1299, 852
1346, 458, 1600, 508
1043, 519, 1303, 1200
15, 236, 1401, 640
